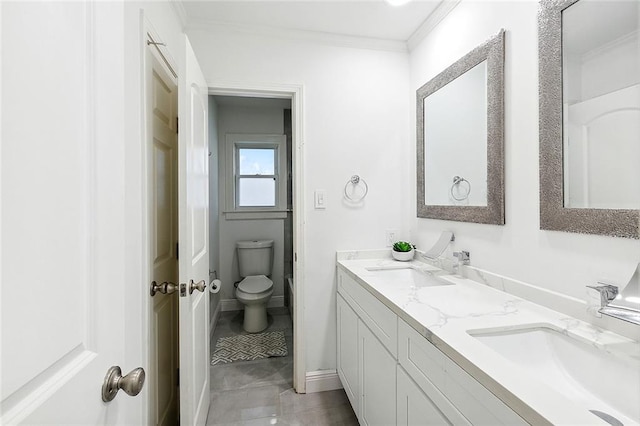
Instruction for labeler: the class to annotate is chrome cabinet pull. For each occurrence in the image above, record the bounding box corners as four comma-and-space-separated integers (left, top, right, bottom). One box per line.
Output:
102, 366, 145, 402
150, 281, 178, 296
189, 279, 206, 294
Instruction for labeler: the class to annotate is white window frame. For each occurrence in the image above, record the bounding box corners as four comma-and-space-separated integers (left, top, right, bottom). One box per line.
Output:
224, 133, 287, 219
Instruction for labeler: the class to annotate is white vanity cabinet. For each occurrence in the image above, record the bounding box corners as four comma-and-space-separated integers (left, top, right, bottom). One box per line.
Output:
337, 266, 529, 426
337, 270, 397, 425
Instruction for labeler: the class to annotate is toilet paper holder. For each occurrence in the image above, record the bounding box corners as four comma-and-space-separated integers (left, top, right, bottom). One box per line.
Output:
209, 270, 221, 294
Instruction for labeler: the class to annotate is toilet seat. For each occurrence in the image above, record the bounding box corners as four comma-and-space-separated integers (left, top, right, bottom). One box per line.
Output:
238, 275, 273, 294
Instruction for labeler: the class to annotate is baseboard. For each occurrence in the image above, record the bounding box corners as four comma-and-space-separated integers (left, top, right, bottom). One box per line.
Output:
220, 295, 285, 312
305, 370, 343, 394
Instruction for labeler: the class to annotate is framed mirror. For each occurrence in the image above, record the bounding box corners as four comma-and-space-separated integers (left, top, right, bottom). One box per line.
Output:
417, 30, 505, 224
539, 0, 640, 238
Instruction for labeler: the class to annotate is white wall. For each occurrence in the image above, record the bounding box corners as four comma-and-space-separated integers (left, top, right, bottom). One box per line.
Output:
188, 29, 411, 372
216, 104, 287, 302
409, 1, 640, 303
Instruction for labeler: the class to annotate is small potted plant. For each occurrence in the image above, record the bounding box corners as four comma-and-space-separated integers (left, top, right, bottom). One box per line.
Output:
392, 241, 415, 261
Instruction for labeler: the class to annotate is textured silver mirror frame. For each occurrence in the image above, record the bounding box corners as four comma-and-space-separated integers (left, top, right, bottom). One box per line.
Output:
417, 29, 505, 225
538, 0, 639, 239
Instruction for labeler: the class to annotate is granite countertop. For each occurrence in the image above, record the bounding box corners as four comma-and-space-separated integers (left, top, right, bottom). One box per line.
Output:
337, 254, 640, 426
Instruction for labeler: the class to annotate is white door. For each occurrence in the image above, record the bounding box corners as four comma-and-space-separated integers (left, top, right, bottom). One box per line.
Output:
178, 36, 211, 426
565, 85, 640, 209
147, 49, 180, 426
1, 2, 139, 424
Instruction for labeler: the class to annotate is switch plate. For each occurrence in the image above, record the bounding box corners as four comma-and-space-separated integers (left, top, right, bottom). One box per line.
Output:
314, 190, 326, 209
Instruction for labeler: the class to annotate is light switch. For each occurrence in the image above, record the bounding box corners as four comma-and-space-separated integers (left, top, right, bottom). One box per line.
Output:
314, 190, 326, 209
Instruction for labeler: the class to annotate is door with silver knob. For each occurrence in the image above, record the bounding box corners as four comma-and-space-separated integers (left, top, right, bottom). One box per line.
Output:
147, 39, 180, 426
177, 39, 211, 426
102, 366, 146, 402
150, 281, 179, 296
189, 279, 206, 295
2, 3, 140, 423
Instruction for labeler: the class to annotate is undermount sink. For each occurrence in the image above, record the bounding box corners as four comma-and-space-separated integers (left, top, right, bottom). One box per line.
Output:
365, 267, 454, 288
468, 324, 640, 425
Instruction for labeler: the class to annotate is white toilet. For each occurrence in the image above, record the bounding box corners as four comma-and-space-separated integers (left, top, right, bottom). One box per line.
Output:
236, 239, 275, 333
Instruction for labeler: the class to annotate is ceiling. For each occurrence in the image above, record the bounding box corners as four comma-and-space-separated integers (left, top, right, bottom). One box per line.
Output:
179, 0, 445, 43
563, 0, 639, 56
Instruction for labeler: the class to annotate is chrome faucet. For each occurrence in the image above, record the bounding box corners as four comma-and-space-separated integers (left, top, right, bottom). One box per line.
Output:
453, 251, 470, 265
587, 263, 640, 326
452, 251, 470, 275
586, 283, 619, 308
421, 231, 455, 260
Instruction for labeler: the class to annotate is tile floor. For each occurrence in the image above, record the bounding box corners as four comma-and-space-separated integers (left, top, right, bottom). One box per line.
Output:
206, 307, 359, 426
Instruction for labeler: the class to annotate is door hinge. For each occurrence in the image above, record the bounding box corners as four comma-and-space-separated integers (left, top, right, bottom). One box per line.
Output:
294, 252, 297, 262
176, 242, 179, 260
175, 117, 179, 134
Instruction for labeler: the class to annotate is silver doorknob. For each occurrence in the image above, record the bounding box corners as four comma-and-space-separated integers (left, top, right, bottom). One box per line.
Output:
102, 366, 145, 402
150, 281, 179, 296
189, 279, 206, 294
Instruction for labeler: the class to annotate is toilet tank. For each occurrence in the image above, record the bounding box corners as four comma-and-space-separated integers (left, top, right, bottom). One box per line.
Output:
237, 240, 274, 278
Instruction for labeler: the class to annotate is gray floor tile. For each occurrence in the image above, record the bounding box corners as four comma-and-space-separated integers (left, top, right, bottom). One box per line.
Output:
210, 357, 294, 392
206, 307, 358, 426
279, 403, 359, 426
279, 388, 351, 415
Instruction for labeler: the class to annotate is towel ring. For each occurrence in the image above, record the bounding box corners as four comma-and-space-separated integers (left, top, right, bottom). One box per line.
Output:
344, 175, 368, 202
450, 176, 471, 201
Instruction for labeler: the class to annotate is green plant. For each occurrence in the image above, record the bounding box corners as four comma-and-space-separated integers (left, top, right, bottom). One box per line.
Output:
392, 241, 415, 252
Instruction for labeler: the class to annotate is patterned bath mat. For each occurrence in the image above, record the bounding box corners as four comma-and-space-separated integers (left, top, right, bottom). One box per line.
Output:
211, 331, 288, 365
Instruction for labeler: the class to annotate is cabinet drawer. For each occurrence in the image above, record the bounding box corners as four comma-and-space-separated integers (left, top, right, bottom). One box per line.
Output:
397, 366, 468, 426
444, 355, 528, 425
399, 319, 527, 425
337, 269, 397, 357
398, 320, 468, 425
398, 318, 446, 386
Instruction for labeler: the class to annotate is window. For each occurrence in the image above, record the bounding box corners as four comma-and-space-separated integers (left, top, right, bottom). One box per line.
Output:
237, 147, 276, 207
225, 134, 287, 219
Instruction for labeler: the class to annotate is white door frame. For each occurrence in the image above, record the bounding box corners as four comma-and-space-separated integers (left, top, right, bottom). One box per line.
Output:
208, 82, 306, 393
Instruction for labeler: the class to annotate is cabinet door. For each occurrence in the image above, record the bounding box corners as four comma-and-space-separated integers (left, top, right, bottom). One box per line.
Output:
337, 294, 360, 415
360, 320, 396, 426
397, 366, 453, 426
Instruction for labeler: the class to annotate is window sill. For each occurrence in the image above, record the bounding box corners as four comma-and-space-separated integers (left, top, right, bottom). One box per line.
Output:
223, 210, 290, 220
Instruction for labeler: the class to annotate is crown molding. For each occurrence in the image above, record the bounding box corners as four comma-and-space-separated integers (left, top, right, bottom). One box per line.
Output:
170, 0, 188, 29
186, 19, 409, 53
407, 0, 461, 52
581, 29, 638, 63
